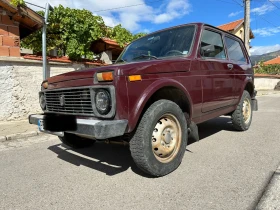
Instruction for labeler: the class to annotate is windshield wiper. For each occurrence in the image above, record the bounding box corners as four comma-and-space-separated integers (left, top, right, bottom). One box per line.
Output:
132, 54, 158, 61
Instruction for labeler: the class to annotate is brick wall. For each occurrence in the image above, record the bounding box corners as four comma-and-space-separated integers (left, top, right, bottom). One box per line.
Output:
0, 12, 20, 57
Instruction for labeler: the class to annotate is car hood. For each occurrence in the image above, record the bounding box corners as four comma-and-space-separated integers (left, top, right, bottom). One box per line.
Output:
47, 58, 191, 84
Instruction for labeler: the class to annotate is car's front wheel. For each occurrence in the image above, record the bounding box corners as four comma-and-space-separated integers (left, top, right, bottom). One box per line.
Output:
130, 100, 188, 177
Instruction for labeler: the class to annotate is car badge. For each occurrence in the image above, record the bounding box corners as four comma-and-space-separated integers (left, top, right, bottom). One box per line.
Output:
59, 95, 65, 106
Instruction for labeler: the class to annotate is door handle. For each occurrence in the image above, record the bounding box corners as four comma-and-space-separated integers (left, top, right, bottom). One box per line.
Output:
227, 64, 234, 70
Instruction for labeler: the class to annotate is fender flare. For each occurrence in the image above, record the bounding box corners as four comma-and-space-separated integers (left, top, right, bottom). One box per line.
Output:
239, 77, 254, 100
127, 78, 193, 132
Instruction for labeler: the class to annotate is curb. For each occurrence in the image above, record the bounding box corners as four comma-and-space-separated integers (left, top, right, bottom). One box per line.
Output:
255, 165, 280, 210
0, 131, 45, 142
256, 91, 280, 96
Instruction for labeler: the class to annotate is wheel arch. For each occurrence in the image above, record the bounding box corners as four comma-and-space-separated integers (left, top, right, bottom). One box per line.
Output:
244, 81, 254, 97
127, 79, 193, 133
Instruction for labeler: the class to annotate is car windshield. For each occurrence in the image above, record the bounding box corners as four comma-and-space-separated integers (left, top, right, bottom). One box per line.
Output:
116, 25, 195, 63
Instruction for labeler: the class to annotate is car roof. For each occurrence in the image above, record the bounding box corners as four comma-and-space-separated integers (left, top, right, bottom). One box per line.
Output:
143, 22, 245, 46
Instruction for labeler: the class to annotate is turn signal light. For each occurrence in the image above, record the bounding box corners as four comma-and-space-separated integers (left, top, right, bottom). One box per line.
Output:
97, 72, 114, 82
42, 81, 48, 89
129, 75, 142, 82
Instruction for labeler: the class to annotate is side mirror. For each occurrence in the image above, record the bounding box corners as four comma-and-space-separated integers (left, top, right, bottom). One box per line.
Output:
201, 44, 215, 56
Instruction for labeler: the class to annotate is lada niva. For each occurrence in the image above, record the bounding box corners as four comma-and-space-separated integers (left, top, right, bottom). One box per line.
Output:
29, 23, 258, 176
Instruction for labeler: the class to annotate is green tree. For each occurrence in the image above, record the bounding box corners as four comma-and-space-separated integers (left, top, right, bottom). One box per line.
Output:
21, 5, 146, 60
133, 33, 147, 40
11, 0, 26, 6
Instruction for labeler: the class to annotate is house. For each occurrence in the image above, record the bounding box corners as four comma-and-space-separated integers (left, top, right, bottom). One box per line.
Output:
90, 38, 124, 64
263, 56, 280, 65
217, 19, 254, 49
0, 0, 43, 57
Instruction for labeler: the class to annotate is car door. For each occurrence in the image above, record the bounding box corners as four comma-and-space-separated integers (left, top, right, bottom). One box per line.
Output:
224, 35, 250, 104
199, 28, 235, 113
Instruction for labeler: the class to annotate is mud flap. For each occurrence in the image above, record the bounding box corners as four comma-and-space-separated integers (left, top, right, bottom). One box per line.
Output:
188, 121, 199, 142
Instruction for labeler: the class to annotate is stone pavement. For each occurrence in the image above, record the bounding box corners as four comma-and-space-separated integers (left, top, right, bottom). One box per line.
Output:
0, 120, 39, 142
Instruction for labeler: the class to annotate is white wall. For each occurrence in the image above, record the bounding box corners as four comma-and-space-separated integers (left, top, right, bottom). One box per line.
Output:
255, 78, 280, 91
0, 57, 88, 121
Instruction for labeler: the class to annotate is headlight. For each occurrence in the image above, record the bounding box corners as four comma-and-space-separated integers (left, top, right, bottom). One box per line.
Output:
95, 89, 111, 115
39, 93, 46, 110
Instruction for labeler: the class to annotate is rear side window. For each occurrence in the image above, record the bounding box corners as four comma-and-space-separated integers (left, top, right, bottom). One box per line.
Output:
200, 30, 226, 59
225, 37, 247, 63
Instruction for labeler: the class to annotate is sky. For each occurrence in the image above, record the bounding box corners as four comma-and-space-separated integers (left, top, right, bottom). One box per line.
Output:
26, 0, 280, 56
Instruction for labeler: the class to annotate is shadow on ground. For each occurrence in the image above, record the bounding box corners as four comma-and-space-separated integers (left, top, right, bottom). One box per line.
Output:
198, 116, 236, 140
48, 116, 237, 177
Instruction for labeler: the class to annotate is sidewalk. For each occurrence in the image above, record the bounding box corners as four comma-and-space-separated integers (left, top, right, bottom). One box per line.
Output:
0, 120, 39, 142
256, 165, 280, 210
257, 90, 280, 96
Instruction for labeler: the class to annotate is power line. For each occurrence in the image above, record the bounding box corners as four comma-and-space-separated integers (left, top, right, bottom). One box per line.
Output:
232, 0, 243, 7
215, 0, 243, 6
258, 15, 278, 27
92, 0, 166, 13
267, 0, 280, 10
251, 0, 280, 26
25, 1, 46, 9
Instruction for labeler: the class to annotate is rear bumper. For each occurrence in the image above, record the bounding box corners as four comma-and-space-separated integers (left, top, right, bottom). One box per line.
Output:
29, 114, 128, 140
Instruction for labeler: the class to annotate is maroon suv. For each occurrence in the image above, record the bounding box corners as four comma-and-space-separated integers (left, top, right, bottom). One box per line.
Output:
29, 23, 258, 176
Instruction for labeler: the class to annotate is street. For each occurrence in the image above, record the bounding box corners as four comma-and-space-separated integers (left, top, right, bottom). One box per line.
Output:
0, 94, 279, 210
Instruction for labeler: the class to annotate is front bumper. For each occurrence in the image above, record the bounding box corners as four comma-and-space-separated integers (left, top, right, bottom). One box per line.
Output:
29, 114, 128, 140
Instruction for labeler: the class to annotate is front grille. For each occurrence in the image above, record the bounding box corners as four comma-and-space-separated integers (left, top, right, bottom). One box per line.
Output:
45, 88, 94, 115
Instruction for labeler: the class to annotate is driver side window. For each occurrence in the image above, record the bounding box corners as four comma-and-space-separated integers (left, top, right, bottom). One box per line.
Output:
200, 29, 226, 60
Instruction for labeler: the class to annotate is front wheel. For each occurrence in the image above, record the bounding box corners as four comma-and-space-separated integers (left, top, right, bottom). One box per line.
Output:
231, 90, 253, 131
130, 100, 188, 177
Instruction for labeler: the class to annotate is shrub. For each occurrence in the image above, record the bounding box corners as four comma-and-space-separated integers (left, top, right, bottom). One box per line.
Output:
254, 61, 280, 75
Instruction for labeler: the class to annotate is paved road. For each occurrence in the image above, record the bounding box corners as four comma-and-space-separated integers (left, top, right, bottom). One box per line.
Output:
1, 94, 280, 210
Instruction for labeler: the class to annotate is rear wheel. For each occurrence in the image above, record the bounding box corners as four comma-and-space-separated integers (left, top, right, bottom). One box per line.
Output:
130, 100, 188, 177
59, 133, 96, 149
231, 90, 253, 131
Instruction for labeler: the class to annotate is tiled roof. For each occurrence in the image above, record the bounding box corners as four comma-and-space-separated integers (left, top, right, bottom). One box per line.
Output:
264, 56, 280, 65
0, 0, 43, 38
217, 19, 244, 31
101, 38, 120, 46
22, 55, 106, 66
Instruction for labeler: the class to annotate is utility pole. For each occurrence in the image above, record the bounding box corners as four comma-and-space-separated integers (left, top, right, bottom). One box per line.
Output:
42, 1, 53, 80
244, 0, 250, 52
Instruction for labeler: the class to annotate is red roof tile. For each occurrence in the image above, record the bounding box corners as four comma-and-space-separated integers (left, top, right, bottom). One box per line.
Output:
217, 19, 244, 31
22, 55, 106, 66
217, 19, 254, 39
101, 38, 120, 46
255, 74, 280, 78
264, 56, 280, 65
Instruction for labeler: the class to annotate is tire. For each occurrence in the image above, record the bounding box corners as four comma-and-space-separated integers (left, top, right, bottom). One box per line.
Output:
59, 133, 96, 149
130, 100, 188, 177
231, 90, 253, 131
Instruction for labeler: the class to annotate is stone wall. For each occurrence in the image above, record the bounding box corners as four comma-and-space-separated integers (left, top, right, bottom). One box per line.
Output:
0, 57, 87, 121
